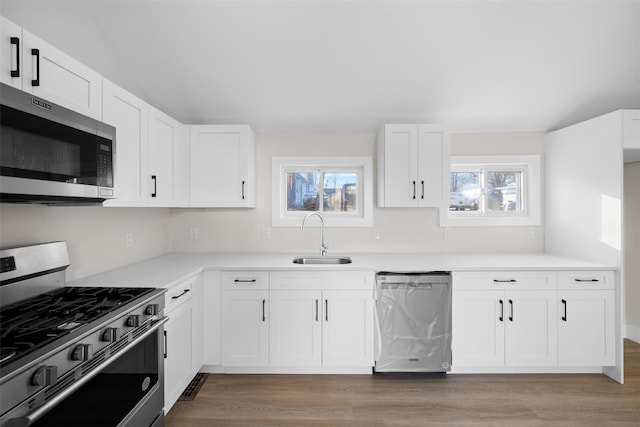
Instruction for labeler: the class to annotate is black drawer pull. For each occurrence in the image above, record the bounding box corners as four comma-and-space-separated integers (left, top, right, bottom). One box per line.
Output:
234, 279, 257, 283
171, 289, 190, 300
574, 278, 599, 282
493, 279, 517, 283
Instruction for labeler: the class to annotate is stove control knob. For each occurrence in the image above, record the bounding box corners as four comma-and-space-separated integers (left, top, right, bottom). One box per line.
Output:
71, 344, 92, 361
126, 314, 140, 327
31, 365, 57, 387
101, 327, 120, 342
145, 304, 160, 315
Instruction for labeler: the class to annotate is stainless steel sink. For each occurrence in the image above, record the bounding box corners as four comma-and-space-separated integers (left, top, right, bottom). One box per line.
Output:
292, 256, 352, 265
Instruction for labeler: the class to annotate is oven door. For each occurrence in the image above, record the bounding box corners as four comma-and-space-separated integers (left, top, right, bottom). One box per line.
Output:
12, 319, 166, 427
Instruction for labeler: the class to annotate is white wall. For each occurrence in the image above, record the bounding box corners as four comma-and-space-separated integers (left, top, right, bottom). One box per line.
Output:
170, 132, 545, 254
0, 132, 544, 281
625, 162, 640, 342
0, 205, 172, 281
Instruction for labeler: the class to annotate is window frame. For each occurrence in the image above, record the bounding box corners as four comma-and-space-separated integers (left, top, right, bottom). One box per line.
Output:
272, 156, 373, 227
440, 155, 541, 227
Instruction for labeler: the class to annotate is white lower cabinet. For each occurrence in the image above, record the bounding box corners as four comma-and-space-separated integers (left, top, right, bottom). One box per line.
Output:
557, 271, 616, 366
220, 272, 270, 367
453, 289, 557, 367
163, 274, 203, 412
269, 272, 374, 370
221, 290, 269, 367
219, 271, 374, 372
452, 270, 616, 372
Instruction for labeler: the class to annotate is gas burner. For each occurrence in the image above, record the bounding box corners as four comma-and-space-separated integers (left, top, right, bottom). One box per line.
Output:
0, 286, 154, 368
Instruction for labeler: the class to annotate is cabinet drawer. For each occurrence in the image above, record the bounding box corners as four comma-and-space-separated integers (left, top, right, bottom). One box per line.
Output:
221, 271, 269, 290
270, 271, 374, 290
165, 275, 197, 312
558, 271, 615, 290
453, 271, 556, 290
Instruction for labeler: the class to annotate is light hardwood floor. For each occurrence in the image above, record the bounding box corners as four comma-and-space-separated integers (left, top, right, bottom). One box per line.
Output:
166, 340, 640, 426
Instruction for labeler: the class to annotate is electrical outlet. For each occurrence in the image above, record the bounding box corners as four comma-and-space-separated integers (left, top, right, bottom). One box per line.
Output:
373, 228, 382, 240
526, 227, 535, 239
190, 226, 199, 240
443, 227, 452, 239
125, 232, 134, 247
262, 227, 271, 239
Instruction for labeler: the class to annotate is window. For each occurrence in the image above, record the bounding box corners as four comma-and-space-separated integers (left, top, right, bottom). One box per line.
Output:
441, 155, 541, 226
273, 157, 373, 227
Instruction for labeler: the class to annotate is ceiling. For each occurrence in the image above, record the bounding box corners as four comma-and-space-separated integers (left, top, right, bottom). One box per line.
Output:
1, 0, 639, 134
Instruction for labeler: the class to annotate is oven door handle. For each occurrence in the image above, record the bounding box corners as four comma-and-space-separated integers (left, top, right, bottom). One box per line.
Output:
10, 316, 169, 427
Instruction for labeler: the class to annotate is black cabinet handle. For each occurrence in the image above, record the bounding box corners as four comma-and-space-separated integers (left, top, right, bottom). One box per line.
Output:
171, 289, 190, 300
412, 181, 416, 200
493, 279, 517, 283
561, 299, 567, 321
242, 181, 245, 200
509, 299, 514, 321
163, 330, 167, 359
421, 180, 425, 199
151, 175, 157, 198
10, 37, 20, 77
31, 48, 40, 86
315, 299, 319, 322
499, 299, 504, 322
262, 299, 266, 322
234, 279, 257, 283
574, 278, 599, 282
325, 299, 329, 322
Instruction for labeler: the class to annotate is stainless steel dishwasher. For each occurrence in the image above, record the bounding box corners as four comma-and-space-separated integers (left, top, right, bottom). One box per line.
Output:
374, 271, 452, 373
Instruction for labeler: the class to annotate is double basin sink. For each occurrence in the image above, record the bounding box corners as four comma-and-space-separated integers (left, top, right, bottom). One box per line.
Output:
292, 256, 352, 265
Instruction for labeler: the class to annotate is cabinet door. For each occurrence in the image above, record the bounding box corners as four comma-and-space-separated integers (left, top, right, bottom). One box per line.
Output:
102, 79, 149, 207
270, 290, 322, 367
1, 16, 22, 89
379, 124, 417, 207
558, 290, 615, 366
504, 290, 557, 367
148, 107, 183, 206
21, 29, 102, 119
164, 300, 194, 412
416, 126, 447, 207
452, 291, 505, 367
221, 290, 269, 367
322, 290, 373, 367
190, 125, 256, 207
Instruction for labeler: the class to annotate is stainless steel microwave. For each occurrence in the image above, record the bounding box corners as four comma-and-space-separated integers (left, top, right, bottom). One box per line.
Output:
0, 83, 116, 204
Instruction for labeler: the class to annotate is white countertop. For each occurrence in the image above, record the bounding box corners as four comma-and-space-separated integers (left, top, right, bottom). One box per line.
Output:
69, 252, 616, 289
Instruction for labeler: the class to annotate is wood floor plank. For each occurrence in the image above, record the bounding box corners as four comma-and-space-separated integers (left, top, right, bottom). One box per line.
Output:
166, 340, 640, 426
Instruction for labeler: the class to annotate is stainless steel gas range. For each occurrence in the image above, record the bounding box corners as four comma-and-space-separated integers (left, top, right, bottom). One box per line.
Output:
0, 242, 167, 427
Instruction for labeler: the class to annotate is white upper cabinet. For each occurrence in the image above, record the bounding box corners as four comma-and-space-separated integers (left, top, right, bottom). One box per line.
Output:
1, 16, 22, 90
1, 16, 102, 119
102, 79, 149, 207
377, 124, 449, 208
148, 107, 188, 207
103, 79, 188, 207
190, 125, 256, 208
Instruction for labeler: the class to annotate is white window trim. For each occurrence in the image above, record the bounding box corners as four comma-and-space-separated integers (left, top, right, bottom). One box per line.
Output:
272, 156, 373, 227
440, 155, 541, 227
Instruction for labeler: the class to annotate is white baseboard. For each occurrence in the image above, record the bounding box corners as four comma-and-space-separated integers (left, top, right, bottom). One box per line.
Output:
625, 324, 640, 344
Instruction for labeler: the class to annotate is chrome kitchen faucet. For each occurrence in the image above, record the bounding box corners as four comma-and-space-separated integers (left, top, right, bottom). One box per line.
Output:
301, 212, 328, 256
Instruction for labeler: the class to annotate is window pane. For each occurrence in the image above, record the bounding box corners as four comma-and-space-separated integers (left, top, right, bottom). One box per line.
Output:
450, 172, 480, 211
487, 171, 523, 212
287, 172, 320, 211
323, 172, 358, 212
